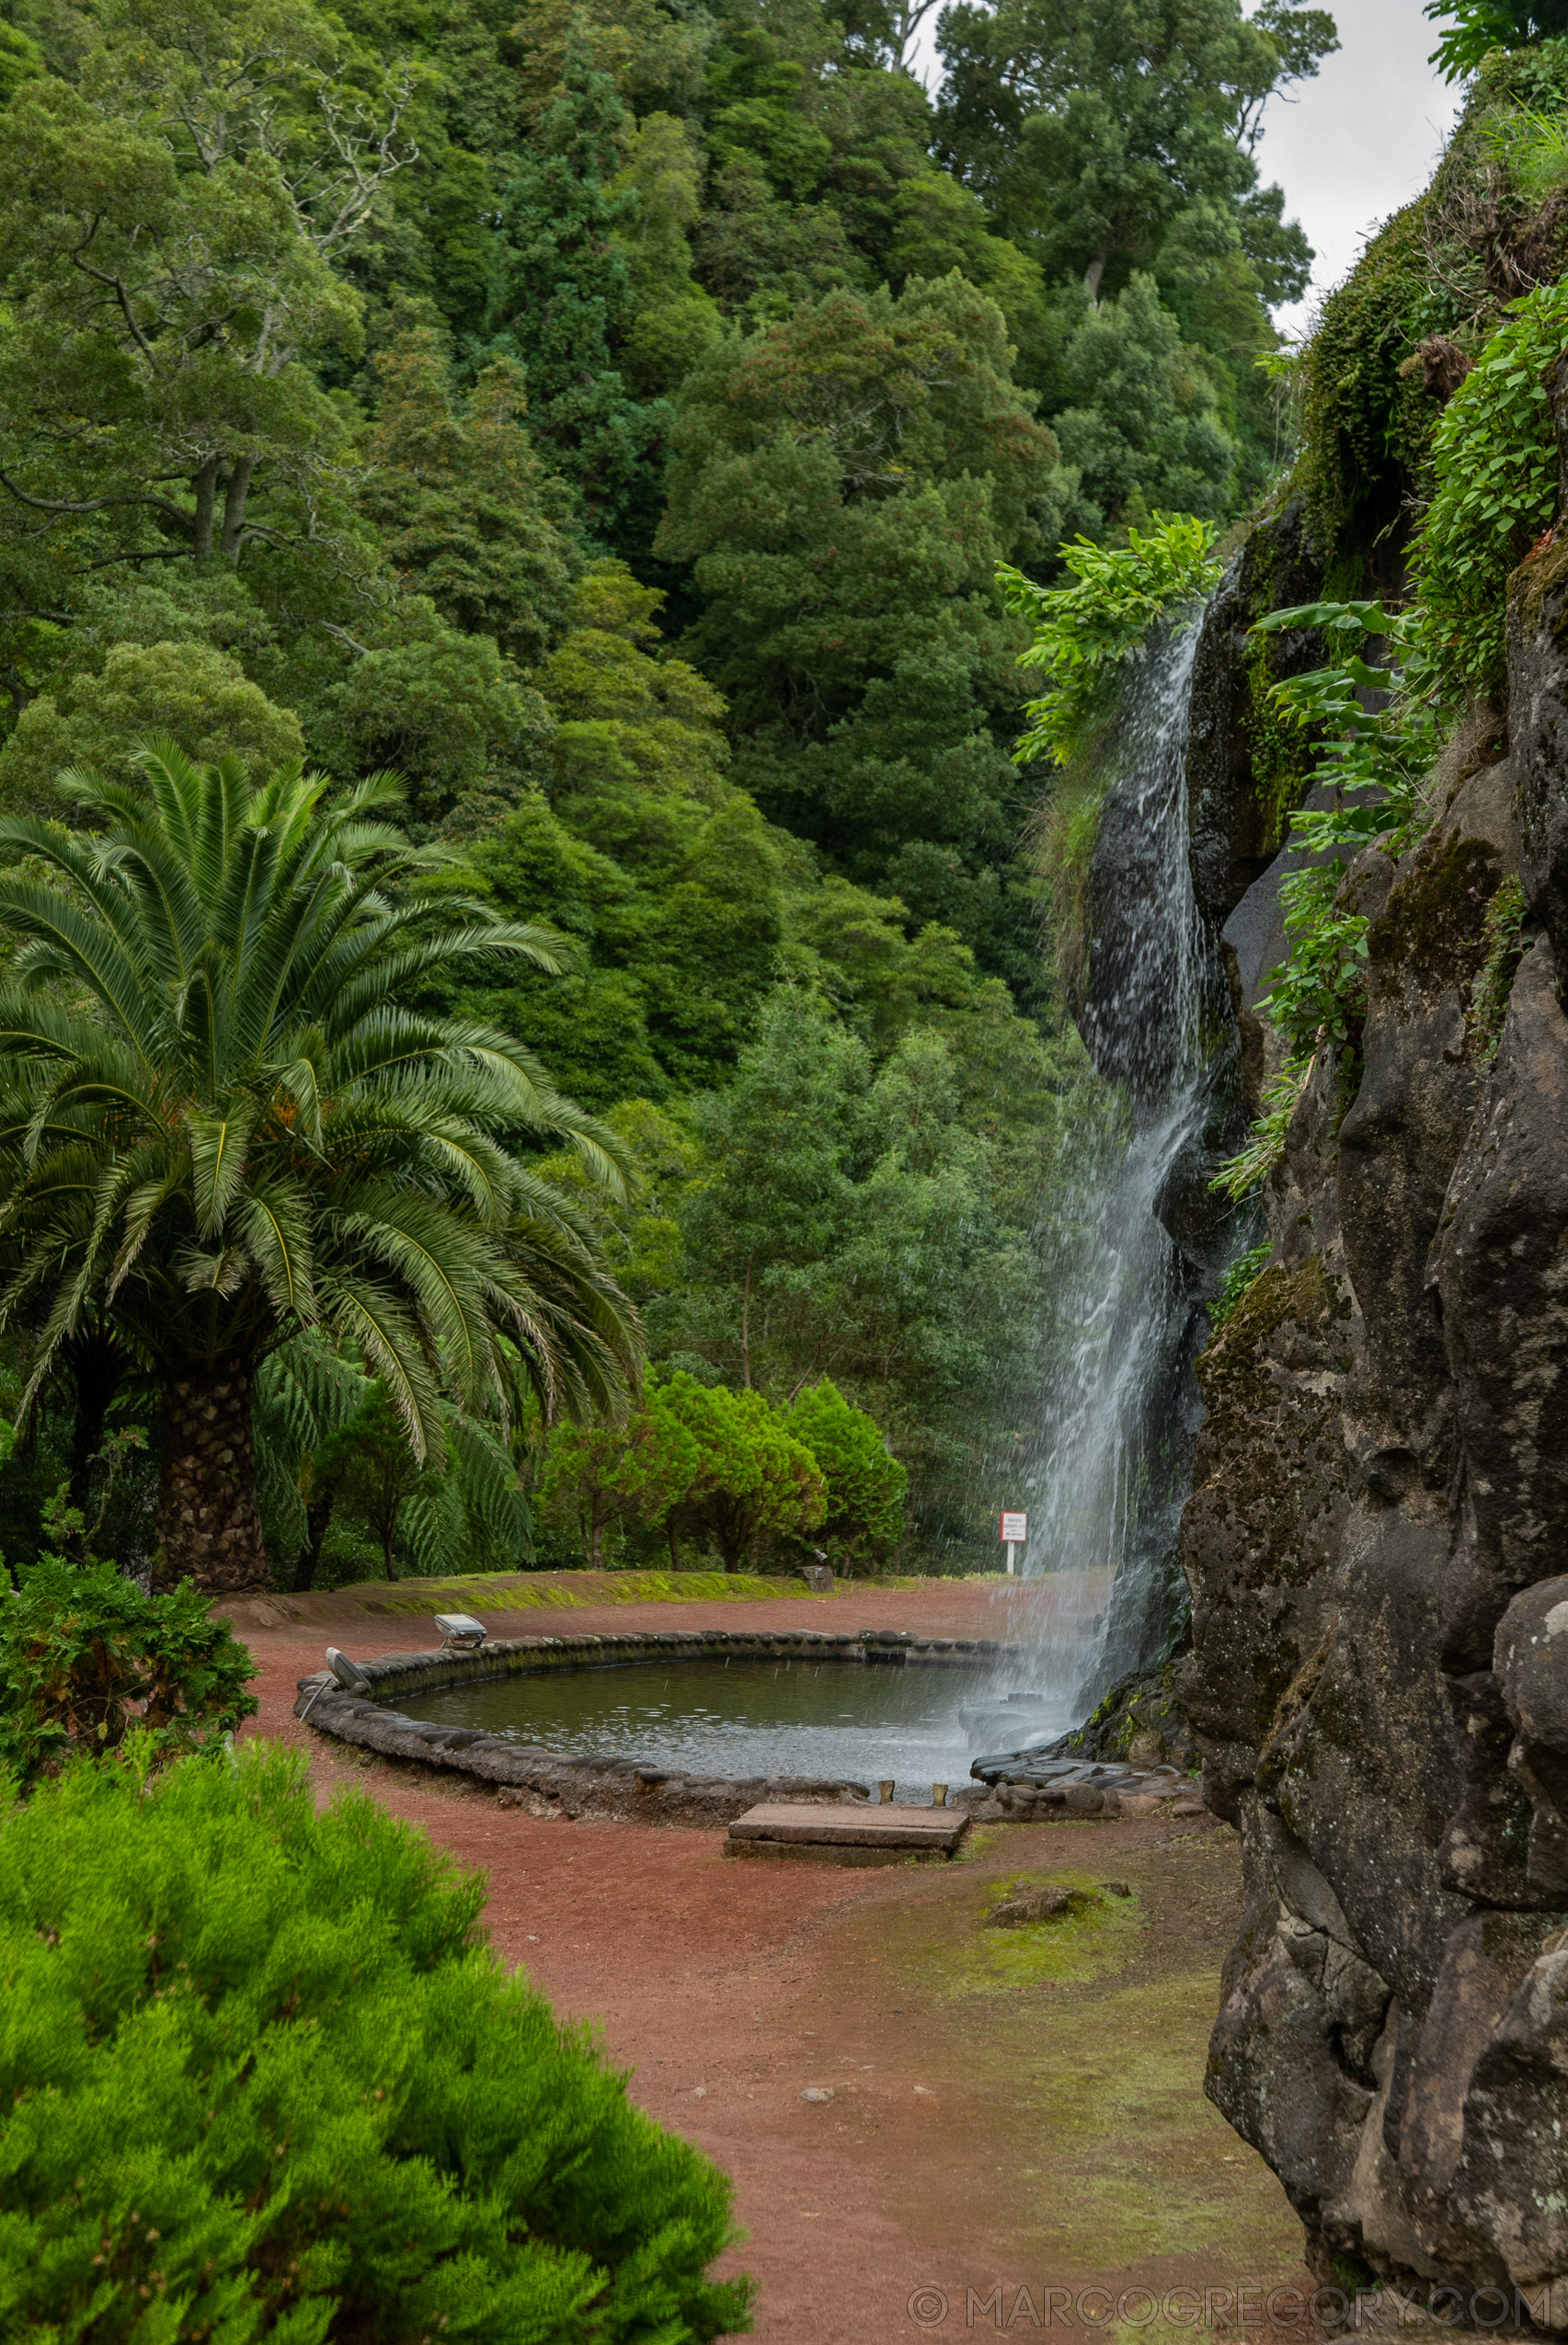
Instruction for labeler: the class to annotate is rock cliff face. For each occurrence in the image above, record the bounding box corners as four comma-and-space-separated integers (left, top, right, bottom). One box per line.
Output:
1180, 504, 1568, 2312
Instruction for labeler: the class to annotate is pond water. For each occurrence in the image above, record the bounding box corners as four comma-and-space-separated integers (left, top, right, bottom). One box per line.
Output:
395, 1657, 1074, 1802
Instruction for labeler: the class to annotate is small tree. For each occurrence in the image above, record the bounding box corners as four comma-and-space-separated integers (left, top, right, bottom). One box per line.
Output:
618, 1374, 824, 1571
538, 1419, 643, 1568
612, 1388, 703, 1567
785, 1380, 908, 1570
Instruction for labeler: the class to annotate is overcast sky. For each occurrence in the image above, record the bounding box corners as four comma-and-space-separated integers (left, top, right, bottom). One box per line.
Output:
1250, 0, 1462, 337
910, 0, 1465, 341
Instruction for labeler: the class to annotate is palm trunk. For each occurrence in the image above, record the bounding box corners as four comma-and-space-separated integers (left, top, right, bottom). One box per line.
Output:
155, 1360, 271, 1593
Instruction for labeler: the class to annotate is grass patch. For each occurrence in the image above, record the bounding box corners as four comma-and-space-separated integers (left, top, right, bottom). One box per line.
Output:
955, 1824, 1008, 1865
365, 1569, 850, 1616
998, 1971, 1299, 2273
927, 1870, 1144, 1997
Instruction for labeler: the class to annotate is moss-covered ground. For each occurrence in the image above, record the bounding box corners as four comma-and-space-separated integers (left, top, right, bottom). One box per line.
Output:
237, 1564, 1025, 1630
796, 1815, 1307, 2332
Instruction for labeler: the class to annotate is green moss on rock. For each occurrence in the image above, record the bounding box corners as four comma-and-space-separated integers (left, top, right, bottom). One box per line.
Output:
1368, 832, 1502, 1001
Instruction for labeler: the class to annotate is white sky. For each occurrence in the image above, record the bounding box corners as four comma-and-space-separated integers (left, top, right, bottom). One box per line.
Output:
910, 0, 1465, 342
1249, 0, 1463, 338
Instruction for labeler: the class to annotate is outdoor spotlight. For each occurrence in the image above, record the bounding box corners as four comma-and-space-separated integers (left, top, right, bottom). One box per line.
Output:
326, 1646, 372, 1693
434, 1613, 487, 1649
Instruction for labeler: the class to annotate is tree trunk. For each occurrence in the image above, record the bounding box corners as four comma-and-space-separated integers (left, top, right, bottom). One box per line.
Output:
1084, 252, 1107, 304
155, 1360, 271, 1593
220, 457, 254, 561
714, 1495, 748, 1573
292, 1473, 340, 1594
191, 455, 220, 561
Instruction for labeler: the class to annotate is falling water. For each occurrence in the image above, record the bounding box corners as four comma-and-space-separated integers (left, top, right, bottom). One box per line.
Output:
1000, 613, 1229, 1729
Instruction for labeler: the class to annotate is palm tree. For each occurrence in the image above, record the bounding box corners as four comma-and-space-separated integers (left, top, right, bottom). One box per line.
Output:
0, 743, 642, 1592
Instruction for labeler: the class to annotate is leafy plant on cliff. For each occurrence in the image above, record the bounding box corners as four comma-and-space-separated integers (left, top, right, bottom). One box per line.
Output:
1260, 876, 1373, 1058
1426, 2, 1568, 82
1254, 600, 1438, 849
1002, 514, 1222, 1000
1211, 1059, 1309, 1200
0, 1744, 752, 2339
1411, 276, 1568, 697
1236, 599, 1436, 1071
1211, 1241, 1274, 1324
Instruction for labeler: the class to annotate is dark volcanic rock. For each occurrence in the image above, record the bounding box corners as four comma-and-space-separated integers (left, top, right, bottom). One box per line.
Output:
1185, 496, 1326, 929
1182, 542, 1568, 2312
1179, 1253, 1357, 1823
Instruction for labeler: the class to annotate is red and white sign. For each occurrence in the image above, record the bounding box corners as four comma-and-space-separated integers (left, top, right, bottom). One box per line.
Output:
1000, 1512, 1028, 1545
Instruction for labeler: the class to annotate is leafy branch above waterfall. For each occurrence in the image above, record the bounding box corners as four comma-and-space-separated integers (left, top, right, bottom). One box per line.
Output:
1001, 518, 1223, 769
1000, 516, 1220, 1002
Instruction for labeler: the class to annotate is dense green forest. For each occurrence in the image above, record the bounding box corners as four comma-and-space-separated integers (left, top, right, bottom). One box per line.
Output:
0, 0, 1339, 1584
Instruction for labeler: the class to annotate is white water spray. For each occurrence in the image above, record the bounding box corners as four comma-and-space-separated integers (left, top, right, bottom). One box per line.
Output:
996, 617, 1219, 1733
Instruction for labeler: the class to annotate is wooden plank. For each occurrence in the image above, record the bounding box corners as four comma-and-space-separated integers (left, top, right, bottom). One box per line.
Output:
727, 1802, 967, 1850
725, 1839, 954, 1867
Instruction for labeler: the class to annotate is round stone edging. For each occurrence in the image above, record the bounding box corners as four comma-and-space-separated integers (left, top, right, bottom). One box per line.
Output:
292, 1623, 1006, 1827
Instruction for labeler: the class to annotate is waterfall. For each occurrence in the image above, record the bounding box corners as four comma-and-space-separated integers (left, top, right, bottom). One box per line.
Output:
1001, 613, 1230, 1726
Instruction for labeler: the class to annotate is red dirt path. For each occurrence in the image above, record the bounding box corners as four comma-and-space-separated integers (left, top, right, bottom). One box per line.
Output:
235, 1583, 1307, 2343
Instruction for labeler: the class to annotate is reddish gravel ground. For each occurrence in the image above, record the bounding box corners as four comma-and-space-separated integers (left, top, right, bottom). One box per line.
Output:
233, 1582, 1310, 2344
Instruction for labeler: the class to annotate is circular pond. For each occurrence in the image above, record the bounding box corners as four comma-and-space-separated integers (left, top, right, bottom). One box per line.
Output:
395, 1653, 1074, 1802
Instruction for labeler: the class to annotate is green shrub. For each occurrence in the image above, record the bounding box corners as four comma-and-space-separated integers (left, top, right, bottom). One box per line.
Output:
784, 1378, 908, 1567
0, 1557, 258, 1789
1211, 1061, 1310, 1202
1211, 1241, 1274, 1325
0, 1745, 753, 2342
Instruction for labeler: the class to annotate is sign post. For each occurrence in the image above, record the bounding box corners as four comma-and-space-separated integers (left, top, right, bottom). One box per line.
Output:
1000, 1510, 1028, 1576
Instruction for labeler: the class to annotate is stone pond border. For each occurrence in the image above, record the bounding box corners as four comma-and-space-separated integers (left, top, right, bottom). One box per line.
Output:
294, 1624, 1008, 1826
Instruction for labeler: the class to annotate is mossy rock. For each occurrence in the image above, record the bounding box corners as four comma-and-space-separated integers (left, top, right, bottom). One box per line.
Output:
1044, 1657, 1195, 1771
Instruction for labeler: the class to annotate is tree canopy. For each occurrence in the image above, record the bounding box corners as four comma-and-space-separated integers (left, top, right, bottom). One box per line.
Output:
0, 0, 1327, 1582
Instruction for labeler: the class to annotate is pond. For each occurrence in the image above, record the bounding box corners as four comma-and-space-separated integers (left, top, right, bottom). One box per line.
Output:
395, 1655, 1074, 1802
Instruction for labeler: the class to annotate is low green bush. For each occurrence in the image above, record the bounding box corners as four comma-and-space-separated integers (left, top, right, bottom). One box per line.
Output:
0, 1745, 753, 2342
0, 1556, 258, 1789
